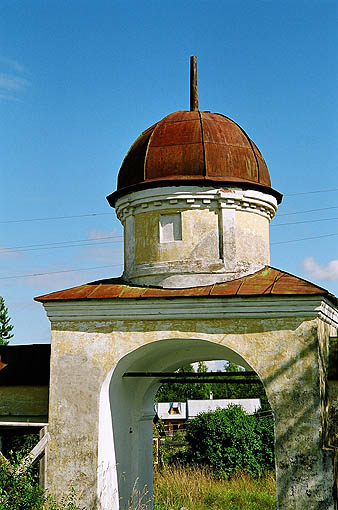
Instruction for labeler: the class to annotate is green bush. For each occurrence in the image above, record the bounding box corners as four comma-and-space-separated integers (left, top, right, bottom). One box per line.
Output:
0, 458, 82, 510
185, 405, 274, 477
47, 488, 82, 510
2, 433, 40, 461
253, 416, 275, 471
0, 459, 45, 510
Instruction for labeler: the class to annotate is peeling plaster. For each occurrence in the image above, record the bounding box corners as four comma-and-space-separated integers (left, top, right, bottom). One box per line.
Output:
46, 315, 337, 509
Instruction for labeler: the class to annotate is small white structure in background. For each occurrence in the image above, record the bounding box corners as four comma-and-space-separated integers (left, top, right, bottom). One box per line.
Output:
155, 402, 187, 436
155, 398, 261, 436
155, 402, 187, 420
186, 398, 261, 419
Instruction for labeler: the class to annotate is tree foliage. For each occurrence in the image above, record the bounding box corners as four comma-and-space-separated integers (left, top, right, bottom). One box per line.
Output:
155, 361, 271, 413
0, 455, 81, 510
185, 405, 275, 477
211, 362, 271, 412
0, 296, 14, 345
0, 459, 45, 510
155, 363, 212, 402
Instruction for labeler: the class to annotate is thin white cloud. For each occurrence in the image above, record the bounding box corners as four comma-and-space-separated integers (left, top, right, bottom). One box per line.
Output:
204, 361, 226, 371
18, 265, 92, 291
85, 245, 123, 264
12, 260, 121, 293
0, 73, 29, 91
83, 228, 123, 263
0, 57, 30, 101
191, 361, 245, 371
0, 56, 25, 73
0, 245, 24, 259
302, 256, 338, 281
0, 93, 20, 102
87, 229, 118, 240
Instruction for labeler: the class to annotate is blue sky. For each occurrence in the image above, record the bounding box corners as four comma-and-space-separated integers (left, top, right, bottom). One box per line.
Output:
1, 0, 337, 345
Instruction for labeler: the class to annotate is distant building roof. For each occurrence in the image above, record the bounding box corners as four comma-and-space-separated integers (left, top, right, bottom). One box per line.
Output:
35, 266, 337, 304
155, 402, 187, 420
155, 398, 261, 421
187, 398, 261, 418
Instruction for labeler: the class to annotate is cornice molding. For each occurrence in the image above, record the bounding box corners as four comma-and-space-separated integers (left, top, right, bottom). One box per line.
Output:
115, 186, 277, 222
42, 295, 338, 328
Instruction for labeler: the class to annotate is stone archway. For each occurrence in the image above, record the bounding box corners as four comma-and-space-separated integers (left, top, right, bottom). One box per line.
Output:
38, 289, 337, 510
97, 337, 259, 509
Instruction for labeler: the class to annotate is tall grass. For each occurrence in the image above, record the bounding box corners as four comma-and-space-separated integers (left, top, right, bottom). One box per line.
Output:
153, 465, 276, 510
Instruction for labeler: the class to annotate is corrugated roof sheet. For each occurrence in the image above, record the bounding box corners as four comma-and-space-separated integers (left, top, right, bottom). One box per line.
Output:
155, 399, 261, 420
34, 266, 337, 304
187, 398, 261, 417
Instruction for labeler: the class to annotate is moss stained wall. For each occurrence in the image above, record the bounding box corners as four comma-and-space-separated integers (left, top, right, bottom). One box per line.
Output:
134, 209, 219, 264
46, 315, 336, 509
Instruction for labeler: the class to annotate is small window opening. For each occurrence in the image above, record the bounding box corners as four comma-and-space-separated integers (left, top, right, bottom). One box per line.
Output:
169, 403, 181, 415
160, 213, 182, 242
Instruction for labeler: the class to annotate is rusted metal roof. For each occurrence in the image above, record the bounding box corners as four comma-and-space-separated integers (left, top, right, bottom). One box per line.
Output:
107, 111, 282, 207
34, 266, 336, 303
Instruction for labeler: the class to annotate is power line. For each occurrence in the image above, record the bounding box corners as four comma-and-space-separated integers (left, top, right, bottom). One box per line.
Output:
271, 233, 338, 245
278, 206, 338, 216
2, 216, 337, 252
0, 212, 113, 224
0, 222, 336, 258
0, 188, 337, 224
0, 240, 123, 254
284, 188, 338, 197
2, 232, 338, 279
0, 236, 123, 254
271, 217, 338, 227
0, 264, 123, 280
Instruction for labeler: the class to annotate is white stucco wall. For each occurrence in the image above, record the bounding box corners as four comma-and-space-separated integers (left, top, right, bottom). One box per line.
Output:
42, 295, 338, 509
115, 186, 277, 287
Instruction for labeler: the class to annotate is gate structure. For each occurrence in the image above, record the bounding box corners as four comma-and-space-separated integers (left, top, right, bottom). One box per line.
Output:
36, 271, 338, 509
35, 58, 338, 509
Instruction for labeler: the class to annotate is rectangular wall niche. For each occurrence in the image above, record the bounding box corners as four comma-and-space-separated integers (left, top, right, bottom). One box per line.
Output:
160, 213, 182, 242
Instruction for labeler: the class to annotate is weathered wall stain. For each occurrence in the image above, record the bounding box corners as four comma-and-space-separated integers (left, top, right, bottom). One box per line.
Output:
44, 315, 337, 509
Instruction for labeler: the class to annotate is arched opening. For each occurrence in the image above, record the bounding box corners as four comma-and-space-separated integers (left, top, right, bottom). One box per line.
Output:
97, 337, 276, 509
152, 359, 274, 509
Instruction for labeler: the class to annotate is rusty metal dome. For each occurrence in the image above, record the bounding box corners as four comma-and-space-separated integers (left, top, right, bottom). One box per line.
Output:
107, 110, 282, 206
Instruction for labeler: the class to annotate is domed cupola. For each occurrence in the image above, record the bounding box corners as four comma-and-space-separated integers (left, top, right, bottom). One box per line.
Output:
108, 110, 281, 208
107, 57, 282, 288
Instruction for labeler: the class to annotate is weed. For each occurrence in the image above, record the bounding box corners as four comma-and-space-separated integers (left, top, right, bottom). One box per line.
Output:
153, 465, 277, 510
127, 479, 151, 510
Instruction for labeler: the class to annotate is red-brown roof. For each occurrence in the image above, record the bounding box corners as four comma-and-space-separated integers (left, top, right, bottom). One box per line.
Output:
34, 266, 336, 303
107, 111, 282, 206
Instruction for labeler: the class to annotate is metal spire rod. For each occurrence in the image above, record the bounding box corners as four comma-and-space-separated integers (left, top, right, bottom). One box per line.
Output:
190, 56, 199, 111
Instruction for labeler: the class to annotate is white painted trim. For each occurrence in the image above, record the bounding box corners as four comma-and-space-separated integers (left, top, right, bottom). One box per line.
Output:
16, 432, 50, 474
117, 185, 274, 286
115, 185, 277, 222
319, 298, 338, 327
43, 295, 338, 327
